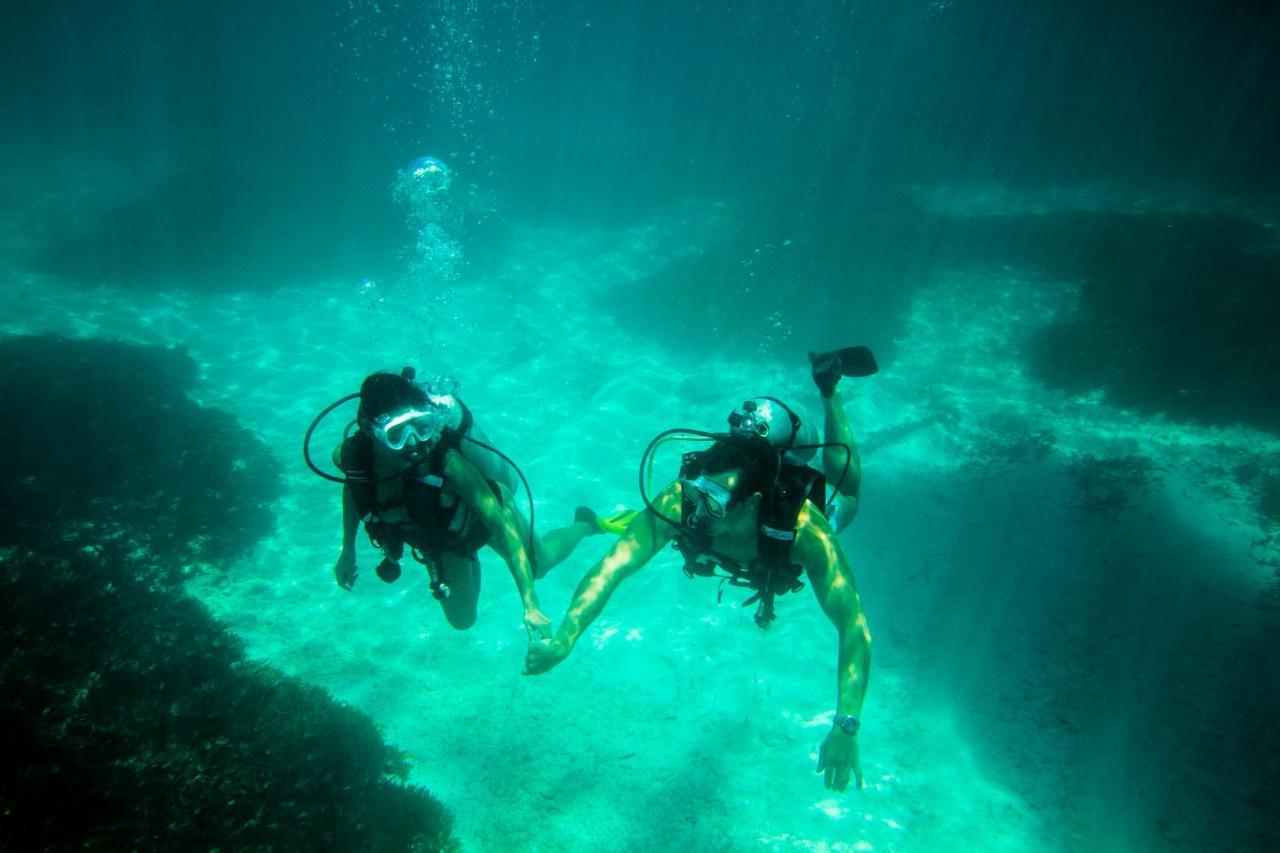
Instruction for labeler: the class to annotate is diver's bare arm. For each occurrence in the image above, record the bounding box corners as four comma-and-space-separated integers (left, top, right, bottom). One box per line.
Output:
340, 485, 359, 552
555, 485, 681, 650
444, 449, 540, 612
796, 505, 871, 719
332, 485, 361, 588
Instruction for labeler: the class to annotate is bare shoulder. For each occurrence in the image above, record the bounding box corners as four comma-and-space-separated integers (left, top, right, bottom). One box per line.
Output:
441, 444, 475, 476
653, 480, 682, 513
441, 445, 488, 496
794, 500, 837, 551
613, 481, 681, 555
793, 501, 850, 583
645, 481, 685, 532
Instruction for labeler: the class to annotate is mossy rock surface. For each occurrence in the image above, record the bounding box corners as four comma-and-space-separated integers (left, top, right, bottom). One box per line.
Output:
0, 335, 457, 852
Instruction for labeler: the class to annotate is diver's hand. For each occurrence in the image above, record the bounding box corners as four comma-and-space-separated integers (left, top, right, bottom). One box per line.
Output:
523, 607, 553, 642
816, 727, 862, 791
524, 636, 570, 675
334, 550, 358, 591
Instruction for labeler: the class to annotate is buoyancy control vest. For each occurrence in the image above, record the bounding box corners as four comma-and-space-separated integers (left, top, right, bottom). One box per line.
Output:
674, 449, 827, 629
339, 404, 501, 565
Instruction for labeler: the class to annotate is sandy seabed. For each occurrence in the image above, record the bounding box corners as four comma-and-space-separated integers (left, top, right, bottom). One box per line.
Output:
3, 196, 1276, 852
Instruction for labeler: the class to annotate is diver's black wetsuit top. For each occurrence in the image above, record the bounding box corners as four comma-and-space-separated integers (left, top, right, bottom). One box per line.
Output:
340, 431, 501, 564
675, 458, 827, 626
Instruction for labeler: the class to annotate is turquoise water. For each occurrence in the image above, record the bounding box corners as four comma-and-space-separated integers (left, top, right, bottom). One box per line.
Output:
3, 2, 1280, 851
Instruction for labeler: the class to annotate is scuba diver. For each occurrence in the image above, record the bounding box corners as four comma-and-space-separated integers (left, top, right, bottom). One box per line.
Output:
304, 368, 633, 639
525, 346, 877, 792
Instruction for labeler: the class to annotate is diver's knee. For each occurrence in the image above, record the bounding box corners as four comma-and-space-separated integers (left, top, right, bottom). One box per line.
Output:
443, 604, 478, 631
441, 587, 479, 631
829, 498, 858, 533
532, 541, 556, 579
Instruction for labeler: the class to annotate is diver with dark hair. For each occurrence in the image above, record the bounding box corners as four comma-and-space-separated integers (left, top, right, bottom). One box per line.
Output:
525, 346, 876, 792
305, 368, 634, 638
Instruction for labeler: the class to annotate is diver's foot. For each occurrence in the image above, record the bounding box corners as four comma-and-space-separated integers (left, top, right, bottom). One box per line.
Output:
575, 506, 639, 535
808, 346, 879, 398
809, 351, 842, 398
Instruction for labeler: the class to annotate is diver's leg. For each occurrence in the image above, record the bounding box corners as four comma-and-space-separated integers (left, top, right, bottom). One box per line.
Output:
534, 522, 594, 576
535, 507, 639, 574
518, 504, 593, 578
494, 484, 610, 578
822, 387, 863, 508
811, 346, 877, 531
436, 552, 481, 630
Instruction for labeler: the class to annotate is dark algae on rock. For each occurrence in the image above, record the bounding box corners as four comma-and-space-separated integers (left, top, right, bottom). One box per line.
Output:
0, 335, 458, 852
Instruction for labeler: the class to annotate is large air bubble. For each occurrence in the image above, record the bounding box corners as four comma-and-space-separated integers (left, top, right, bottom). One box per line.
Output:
408, 156, 452, 194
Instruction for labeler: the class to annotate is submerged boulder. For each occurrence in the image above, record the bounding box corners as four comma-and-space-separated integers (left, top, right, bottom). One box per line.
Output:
0, 335, 457, 851
0, 334, 282, 570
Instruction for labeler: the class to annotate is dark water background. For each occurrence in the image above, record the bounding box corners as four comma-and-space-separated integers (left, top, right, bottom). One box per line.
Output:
6, 1, 1277, 270
5, 0, 1279, 428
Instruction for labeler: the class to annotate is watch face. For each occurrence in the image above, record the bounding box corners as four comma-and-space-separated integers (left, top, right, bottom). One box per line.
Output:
837, 716, 860, 735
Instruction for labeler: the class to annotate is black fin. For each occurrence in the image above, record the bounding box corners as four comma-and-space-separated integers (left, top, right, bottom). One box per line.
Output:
835, 346, 878, 377
808, 346, 878, 398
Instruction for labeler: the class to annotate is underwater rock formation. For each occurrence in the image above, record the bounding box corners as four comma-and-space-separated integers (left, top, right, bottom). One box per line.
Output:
0, 334, 283, 567
0, 335, 456, 852
1014, 211, 1280, 434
